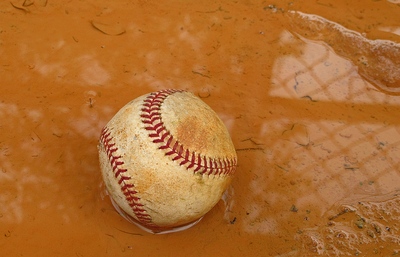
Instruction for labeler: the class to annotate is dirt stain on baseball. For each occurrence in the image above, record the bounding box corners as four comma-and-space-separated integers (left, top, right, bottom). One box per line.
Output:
1, 0, 400, 256
176, 116, 210, 152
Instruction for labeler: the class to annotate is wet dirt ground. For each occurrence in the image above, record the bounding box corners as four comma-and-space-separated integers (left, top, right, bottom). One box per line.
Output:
1, 0, 400, 256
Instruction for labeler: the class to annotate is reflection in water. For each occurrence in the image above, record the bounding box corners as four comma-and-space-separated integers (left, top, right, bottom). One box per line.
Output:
1, 0, 400, 256
265, 6, 400, 255
287, 11, 400, 94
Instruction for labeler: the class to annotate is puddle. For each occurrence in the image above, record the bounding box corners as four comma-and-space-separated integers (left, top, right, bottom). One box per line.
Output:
287, 10, 400, 94
1, 0, 400, 256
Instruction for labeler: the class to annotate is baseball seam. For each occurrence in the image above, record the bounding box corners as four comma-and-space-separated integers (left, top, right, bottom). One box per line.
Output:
140, 89, 237, 176
100, 89, 236, 228
100, 127, 155, 227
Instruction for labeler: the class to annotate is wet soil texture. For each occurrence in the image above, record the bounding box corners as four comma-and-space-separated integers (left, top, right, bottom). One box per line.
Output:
1, 0, 400, 256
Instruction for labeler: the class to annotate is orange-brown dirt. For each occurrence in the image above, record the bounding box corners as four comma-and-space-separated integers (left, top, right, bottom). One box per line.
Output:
1, 0, 400, 256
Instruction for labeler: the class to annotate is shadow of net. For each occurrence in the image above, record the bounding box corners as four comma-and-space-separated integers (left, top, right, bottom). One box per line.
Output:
239, 11, 400, 255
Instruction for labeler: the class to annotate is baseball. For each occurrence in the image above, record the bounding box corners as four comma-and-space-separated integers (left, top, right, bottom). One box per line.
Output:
98, 89, 237, 233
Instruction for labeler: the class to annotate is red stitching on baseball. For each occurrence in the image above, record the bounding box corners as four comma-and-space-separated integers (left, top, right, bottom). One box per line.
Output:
140, 89, 237, 176
100, 127, 154, 227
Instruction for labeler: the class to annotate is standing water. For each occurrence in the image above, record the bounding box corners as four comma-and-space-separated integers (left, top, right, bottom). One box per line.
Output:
1, 0, 400, 256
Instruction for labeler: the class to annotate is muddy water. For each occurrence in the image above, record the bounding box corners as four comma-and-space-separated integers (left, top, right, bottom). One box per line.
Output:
1, 0, 400, 256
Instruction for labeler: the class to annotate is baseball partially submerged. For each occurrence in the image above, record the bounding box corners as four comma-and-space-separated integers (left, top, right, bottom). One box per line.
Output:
98, 89, 237, 234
